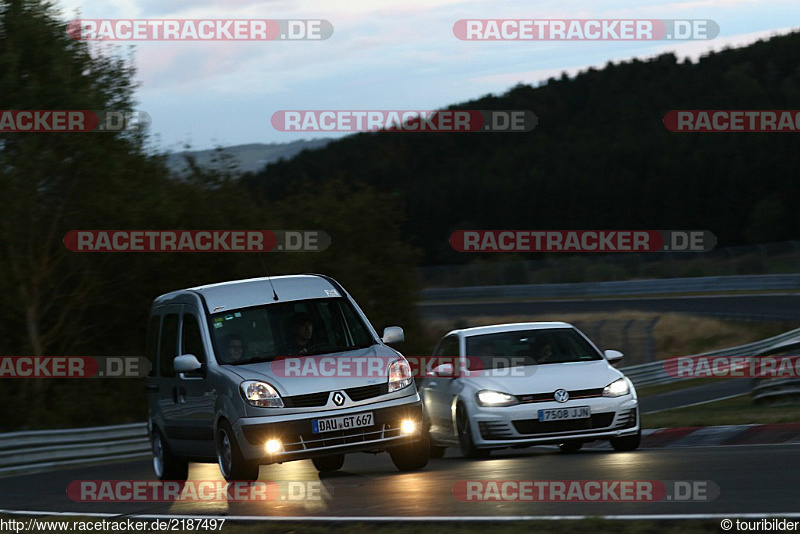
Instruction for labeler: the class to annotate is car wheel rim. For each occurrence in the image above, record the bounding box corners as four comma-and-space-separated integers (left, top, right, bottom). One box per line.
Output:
218, 430, 232, 478
152, 433, 164, 478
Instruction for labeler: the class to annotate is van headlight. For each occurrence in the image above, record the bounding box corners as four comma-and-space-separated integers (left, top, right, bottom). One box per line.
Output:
476, 390, 518, 407
388, 359, 413, 392
602, 378, 630, 397
241, 381, 284, 408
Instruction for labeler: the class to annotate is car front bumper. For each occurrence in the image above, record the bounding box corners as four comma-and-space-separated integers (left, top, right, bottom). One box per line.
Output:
469, 395, 639, 448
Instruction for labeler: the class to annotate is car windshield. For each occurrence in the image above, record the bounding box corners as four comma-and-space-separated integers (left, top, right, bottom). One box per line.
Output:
211, 297, 375, 364
465, 328, 602, 368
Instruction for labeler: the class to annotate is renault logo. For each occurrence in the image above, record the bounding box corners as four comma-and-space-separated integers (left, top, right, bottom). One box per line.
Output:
332, 391, 345, 406
554, 389, 569, 403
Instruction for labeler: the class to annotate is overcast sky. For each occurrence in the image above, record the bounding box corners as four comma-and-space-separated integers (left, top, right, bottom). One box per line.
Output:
55, 0, 799, 152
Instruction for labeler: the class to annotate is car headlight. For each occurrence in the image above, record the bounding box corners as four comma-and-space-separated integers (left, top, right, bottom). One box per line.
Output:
602, 378, 630, 397
241, 380, 284, 408
476, 390, 518, 407
388, 359, 413, 392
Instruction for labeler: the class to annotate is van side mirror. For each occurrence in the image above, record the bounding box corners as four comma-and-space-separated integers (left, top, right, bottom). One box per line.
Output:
604, 350, 624, 365
175, 354, 203, 373
382, 326, 404, 345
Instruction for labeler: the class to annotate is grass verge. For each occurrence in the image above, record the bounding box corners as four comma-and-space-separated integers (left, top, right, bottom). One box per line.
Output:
642, 395, 800, 428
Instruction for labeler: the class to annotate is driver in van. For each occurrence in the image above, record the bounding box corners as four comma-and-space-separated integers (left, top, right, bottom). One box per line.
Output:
287, 312, 314, 355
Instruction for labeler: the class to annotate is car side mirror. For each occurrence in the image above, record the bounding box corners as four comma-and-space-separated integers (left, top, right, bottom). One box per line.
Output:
429, 363, 454, 377
382, 326, 404, 345
604, 350, 624, 366
175, 354, 203, 373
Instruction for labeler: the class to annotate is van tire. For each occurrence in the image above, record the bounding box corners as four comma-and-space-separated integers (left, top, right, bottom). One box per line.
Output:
389, 433, 430, 471
217, 420, 259, 481
312, 454, 345, 473
151, 428, 188, 481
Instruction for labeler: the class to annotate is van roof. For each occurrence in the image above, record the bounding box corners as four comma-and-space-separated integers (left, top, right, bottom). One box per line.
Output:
171, 275, 343, 312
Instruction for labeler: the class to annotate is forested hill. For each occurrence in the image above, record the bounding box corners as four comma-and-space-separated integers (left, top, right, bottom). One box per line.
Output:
243, 32, 800, 265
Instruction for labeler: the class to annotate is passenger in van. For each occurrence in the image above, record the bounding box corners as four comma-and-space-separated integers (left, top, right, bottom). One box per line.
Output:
221, 333, 245, 363
287, 312, 314, 355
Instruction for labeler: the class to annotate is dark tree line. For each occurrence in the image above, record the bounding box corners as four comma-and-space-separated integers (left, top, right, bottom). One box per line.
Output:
243, 33, 800, 266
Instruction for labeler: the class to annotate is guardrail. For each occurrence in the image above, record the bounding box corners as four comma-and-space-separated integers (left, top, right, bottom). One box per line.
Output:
0, 423, 150, 477
752, 378, 800, 402
2, 325, 799, 476
623, 326, 800, 388
420, 273, 800, 301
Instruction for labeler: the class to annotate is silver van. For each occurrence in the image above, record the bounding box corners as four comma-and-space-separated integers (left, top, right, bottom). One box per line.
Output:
145, 275, 428, 481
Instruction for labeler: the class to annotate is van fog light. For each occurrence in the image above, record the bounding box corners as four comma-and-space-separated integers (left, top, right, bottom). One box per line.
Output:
265, 439, 282, 454
400, 420, 416, 435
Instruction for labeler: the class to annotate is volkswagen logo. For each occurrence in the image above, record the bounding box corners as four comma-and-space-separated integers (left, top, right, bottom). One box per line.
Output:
332, 391, 346, 406
554, 389, 569, 403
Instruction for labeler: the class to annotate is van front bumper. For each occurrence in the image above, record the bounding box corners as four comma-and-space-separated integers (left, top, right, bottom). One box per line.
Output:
234, 395, 423, 463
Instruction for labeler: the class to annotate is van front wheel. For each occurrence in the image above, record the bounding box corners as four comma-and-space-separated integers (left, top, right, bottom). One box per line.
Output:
151, 429, 188, 481
389, 433, 430, 471
217, 421, 259, 481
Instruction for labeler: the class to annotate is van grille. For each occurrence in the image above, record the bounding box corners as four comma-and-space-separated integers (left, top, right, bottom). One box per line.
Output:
282, 423, 403, 453
345, 383, 388, 401
283, 391, 330, 408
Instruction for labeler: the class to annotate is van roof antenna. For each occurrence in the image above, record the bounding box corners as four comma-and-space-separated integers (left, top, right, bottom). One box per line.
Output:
258, 254, 280, 301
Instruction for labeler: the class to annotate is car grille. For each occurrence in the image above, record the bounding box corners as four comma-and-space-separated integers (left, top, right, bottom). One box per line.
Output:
346, 383, 388, 401
512, 412, 615, 435
516, 388, 604, 404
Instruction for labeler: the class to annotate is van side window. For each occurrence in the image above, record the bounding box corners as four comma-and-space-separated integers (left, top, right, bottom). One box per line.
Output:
145, 315, 160, 377
159, 313, 179, 377
182, 313, 207, 365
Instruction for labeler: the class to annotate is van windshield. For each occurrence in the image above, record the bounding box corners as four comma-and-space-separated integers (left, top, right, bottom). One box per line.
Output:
211, 297, 375, 364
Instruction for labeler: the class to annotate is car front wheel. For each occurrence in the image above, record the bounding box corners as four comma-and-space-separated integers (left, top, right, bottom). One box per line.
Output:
558, 441, 583, 453
456, 403, 490, 459
610, 429, 641, 452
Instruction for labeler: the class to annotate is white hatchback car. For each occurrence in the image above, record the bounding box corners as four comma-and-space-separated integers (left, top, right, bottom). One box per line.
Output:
419, 322, 640, 458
